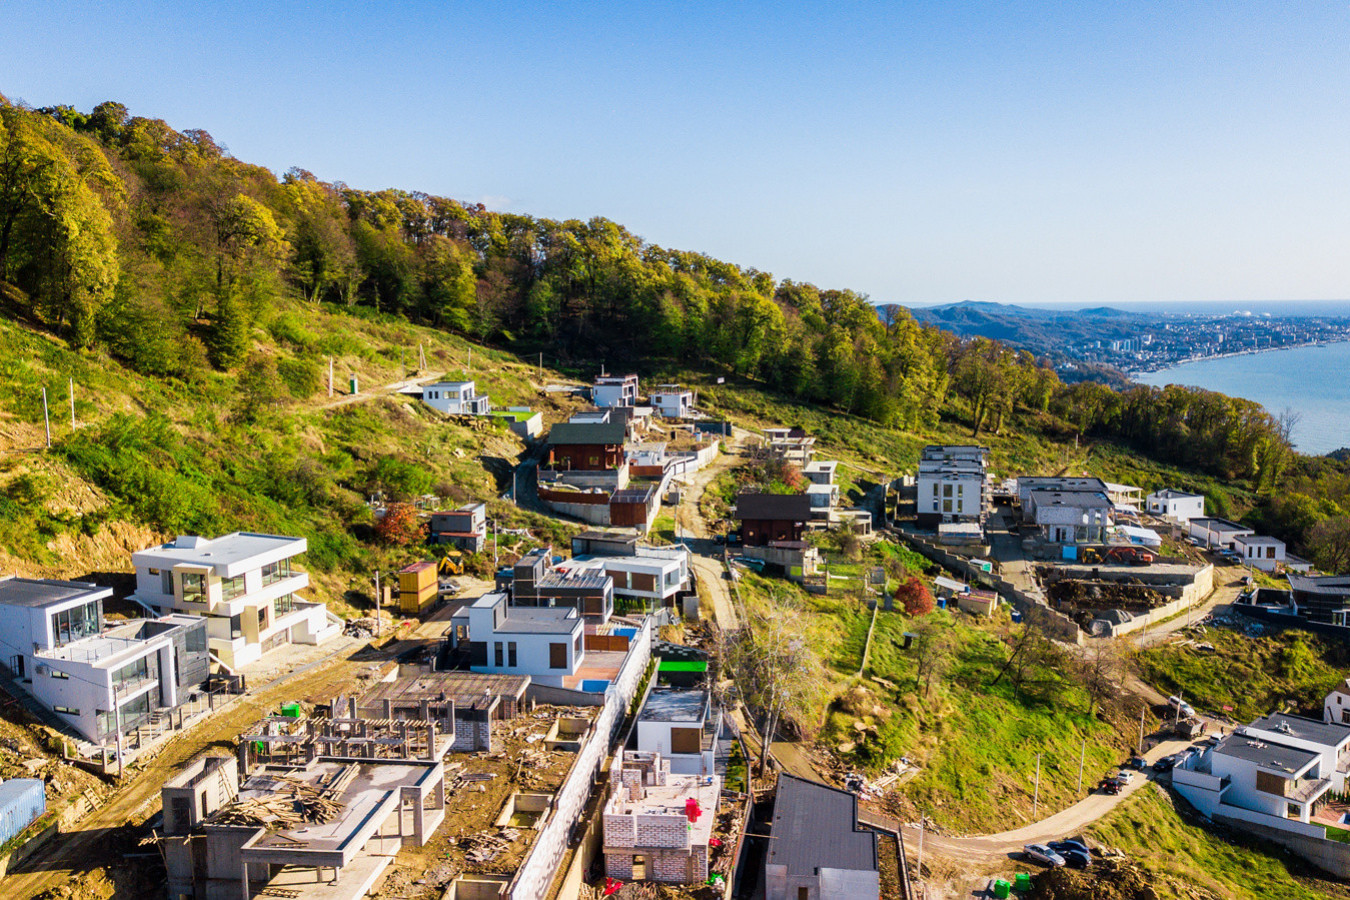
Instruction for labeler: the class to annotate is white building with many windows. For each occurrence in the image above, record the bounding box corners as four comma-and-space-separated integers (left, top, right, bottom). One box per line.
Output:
1146, 489, 1206, 523
130, 533, 339, 669
0, 577, 210, 744
421, 380, 490, 415
459, 592, 585, 688
916, 446, 989, 528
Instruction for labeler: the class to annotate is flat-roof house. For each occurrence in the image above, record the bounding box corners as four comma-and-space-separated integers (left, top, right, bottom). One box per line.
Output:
1029, 490, 1113, 544
636, 688, 719, 776
1188, 517, 1255, 551
429, 502, 487, 553
506, 547, 614, 622
763, 427, 815, 465
462, 592, 585, 688
560, 546, 690, 610
1016, 477, 1107, 521
593, 373, 640, 408
421, 380, 490, 415
1235, 534, 1286, 572
0, 577, 209, 744
803, 460, 838, 486
130, 533, 340, 669
1288, 575, 1350, 626
1173, 714, 1350, 839
765, 774, 879, 900
1146, 489, 1206, 523
735, 493, 812, 546
1325, 679, 1350, 726
918, 446, 989, 529
546, 421, 627, 471
650, 384, 695, 419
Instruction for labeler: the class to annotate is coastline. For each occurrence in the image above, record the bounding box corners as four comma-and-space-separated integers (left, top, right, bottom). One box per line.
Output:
1125, 338, 1350, 379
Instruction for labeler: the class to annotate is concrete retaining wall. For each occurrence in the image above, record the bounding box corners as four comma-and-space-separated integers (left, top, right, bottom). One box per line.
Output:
510, 617, 654, 899
1215, 813, 1350, 877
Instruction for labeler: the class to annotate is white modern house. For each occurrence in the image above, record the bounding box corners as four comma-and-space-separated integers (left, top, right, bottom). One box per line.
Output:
803, 460, 838, 487
560, 546, 691, 610
1016, 476, 1107, 519
1146, 489, 1206, 523
1235, 534, 1287, 572
1028, 490, 1113, 544
461, 592, 585, 688
130, 533, 340, 669
636, 688, 719, 776
593, 374, 639, 408
918, 446, 989, 528
650, 384, 695, 419
0, 577, 210, 743
421, 380, 490, 415
1188, 517, 1256, 551
1325, 679, 1350, 725
806, 482, 840, 516
1173, 714, 1350, 835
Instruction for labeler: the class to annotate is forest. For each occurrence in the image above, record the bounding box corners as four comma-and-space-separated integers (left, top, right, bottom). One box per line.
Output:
2, 94, 1347, 566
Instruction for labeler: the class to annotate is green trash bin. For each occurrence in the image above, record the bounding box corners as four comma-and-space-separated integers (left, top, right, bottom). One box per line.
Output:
281, 702, 301, 718
992, 878, 1011, 898
1013, 872, 1032, 892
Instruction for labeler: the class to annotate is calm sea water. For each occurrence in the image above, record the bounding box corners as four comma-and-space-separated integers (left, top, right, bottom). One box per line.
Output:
1135, 342, 1350, 456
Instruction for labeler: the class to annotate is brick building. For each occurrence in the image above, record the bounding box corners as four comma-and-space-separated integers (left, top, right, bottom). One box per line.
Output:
603, 750, 721, 883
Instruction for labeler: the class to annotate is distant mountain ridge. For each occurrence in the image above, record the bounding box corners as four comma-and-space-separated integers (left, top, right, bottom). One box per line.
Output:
901, 300, 1146, 353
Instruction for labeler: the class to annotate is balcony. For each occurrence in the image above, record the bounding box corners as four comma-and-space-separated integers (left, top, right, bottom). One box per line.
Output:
1291, 776, 1333, 804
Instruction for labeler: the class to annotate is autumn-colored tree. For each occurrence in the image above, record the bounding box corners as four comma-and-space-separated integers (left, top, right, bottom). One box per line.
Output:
375, 502, 423, 546
895, 577, 935, 616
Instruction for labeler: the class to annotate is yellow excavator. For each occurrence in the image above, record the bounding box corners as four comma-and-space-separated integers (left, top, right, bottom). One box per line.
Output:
438, 549, 465, 577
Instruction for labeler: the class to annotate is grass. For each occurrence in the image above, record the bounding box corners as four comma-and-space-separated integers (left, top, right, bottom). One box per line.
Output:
1088, 786, 1350, 899
1137, 626, 1348, 722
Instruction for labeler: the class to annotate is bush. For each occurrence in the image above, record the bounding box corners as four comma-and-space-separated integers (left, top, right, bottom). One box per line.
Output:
374, 502, 423, 546
895, 576, 935, 616
277, 356, 322, 398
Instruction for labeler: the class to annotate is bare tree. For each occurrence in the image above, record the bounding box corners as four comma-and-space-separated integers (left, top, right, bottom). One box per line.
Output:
1078, 638, 1127, 715
912, 618, 958, 698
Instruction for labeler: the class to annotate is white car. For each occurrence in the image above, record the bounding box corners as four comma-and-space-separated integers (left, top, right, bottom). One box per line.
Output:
1115, 769, 1137, 785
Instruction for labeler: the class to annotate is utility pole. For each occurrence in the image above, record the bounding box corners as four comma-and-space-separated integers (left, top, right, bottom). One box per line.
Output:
1077, 737, 1087, 793
41, 388, 51, 449
69, 378, 75, 428
1176, 690, 1184, 725
329, 357, 334, 398
400, 347, 405, 381
917, 816, 924, 882
374, 571, 382, 638
1033, 752, 1042, 818
538, 352, 542, 380
1139, 705, 1146, 754
114, 687, 124, 779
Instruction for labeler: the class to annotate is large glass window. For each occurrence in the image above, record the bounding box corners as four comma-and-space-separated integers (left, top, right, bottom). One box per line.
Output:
261, 559, 293, 586
181, 573, 207, 605
112, 656, 153, 690
257, 606, 267, 630
159, 570, 173, 594
229, 614, 243, 639
273, 594, 295, 617
186, 624, 207, 653
50, 600, 101, 648
221, 574, 247, 600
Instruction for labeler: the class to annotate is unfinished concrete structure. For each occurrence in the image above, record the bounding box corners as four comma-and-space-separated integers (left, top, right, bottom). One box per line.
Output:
602, 750, 721, 884
163, 712, 450, 900
356, 669, 531, 752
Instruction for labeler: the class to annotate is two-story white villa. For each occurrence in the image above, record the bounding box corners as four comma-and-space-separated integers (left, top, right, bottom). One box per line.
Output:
1235, 534, 1287, 572
460, 592, 585, 688
0, 577, 210, 744
917, 445, 989, 529
421, 380, 490, 415
650, 384, 695, 419
1173, 714, 1350, 836
1146, 489, 1206, 523
593, 374, 639, 408
130, 533, 339, 669
636, 687, 720, 776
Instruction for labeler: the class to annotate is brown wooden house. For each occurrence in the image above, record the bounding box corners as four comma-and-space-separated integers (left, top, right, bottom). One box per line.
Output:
735, 493, 812, 546
546, 422, 626, 471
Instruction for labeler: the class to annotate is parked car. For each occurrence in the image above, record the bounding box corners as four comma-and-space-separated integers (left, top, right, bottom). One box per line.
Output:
1022, 844, 1066, 867
1115, 769, 1137, 785
1152, 756, 1176, 773
1167, 695, 1197, 718
1049, 841, 1091, 869
1127, 755, 1146, 770
1097, 778, 1122, 795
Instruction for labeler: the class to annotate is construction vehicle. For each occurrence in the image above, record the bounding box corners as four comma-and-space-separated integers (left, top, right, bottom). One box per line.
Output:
437, 550, 465, 577
1081, 546, 1157, 566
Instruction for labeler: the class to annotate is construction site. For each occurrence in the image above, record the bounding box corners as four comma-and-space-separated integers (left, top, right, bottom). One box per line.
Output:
1039, 560, 1215, 636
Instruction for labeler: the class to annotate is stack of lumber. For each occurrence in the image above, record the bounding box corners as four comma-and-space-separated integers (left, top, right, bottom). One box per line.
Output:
213, 769, 353, 829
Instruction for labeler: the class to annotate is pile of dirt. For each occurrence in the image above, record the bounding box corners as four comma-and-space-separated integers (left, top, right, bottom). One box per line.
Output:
1047, 578, 1166, 613
1026, 856, 1218, 900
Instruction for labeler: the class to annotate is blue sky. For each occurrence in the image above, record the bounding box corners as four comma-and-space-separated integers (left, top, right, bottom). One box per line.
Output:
2, 2, 1347, 306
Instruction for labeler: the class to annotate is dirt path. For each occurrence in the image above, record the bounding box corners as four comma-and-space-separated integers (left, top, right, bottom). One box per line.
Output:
676, 430, 753, 631
317, 373, 444, 410
8, 647, 381, 900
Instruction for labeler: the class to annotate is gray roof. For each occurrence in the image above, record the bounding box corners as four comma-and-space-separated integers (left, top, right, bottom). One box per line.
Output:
0, 577, 111, 609
1249, 714, 1350, 748
498, 607, 580, 635
768, 775, 878, 878
1214, 735, 1317, 776
1029, 490, 1112, 509
1189, 517, 1252, 534
547, 422, 627, 446
640, 688, 709, 724
735, 492, 812, 520
1288, 575, 1350, 597
1151, 488, 1204, 499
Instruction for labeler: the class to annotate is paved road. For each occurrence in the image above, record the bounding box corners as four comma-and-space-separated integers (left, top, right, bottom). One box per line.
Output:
771, 736, 1191, 865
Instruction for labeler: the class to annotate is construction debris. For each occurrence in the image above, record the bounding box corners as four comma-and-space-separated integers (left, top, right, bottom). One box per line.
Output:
211, 768, 351, 829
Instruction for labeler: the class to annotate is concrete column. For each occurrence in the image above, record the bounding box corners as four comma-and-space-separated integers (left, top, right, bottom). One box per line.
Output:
382, 699, 393, 719
426, 723, 436, 760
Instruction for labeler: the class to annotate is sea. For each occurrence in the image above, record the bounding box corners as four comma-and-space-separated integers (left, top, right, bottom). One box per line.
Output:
1135, 342, 1350, 456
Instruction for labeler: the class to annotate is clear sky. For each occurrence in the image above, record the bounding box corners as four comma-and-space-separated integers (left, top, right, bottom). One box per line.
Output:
2, 2, 1347, 306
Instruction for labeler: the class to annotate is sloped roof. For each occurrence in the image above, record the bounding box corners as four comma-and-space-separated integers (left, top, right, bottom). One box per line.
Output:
734, 492, 811, 520
548, 422, 627, 445
769, 774, 878, 878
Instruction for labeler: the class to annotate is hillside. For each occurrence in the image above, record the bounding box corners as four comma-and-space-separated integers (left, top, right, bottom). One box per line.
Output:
907, 301, 1145, 353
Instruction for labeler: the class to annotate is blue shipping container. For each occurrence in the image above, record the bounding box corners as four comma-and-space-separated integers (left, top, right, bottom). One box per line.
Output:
0, 778, 46, 846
